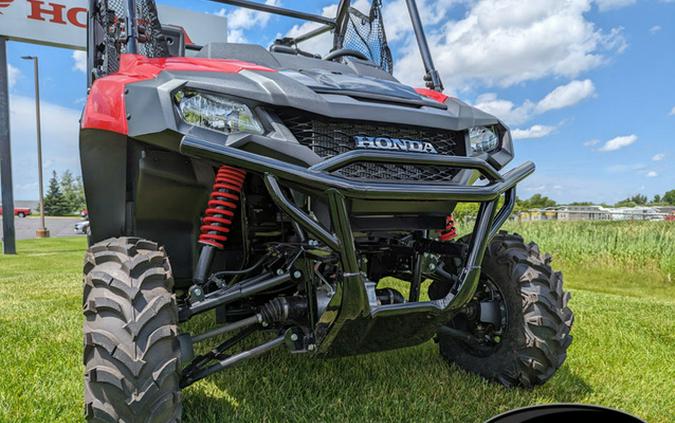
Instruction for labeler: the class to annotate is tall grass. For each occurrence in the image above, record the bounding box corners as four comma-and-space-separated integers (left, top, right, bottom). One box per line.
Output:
503, 220, 675, 279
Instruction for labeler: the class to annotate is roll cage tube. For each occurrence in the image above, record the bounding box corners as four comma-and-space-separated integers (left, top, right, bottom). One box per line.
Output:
125, 0, 138, 54
404, 0, 443, 91
108, 0, 444, 92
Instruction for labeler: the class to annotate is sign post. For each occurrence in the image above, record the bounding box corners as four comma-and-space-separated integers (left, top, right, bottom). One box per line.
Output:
0, 36, 17, 254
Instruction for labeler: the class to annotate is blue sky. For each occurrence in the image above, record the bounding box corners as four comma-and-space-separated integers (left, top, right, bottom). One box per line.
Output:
4, 0, 674, 203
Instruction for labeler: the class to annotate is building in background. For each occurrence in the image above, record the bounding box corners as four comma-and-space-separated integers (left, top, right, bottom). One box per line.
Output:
556, 206, 611, 221
608, 207, 662, 221
516, 208, 559, 221
654, 206, 675, 215
516, 206, 670, 222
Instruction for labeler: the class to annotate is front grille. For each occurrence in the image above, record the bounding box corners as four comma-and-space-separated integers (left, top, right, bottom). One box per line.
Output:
280, 112, 464, 183
335, 163, 460, 182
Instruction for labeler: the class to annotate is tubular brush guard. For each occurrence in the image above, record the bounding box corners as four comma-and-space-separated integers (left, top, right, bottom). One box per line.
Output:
180, 135, 534, 356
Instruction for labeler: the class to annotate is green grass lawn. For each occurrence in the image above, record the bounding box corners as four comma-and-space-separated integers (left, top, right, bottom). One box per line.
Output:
1, 222, 674, 422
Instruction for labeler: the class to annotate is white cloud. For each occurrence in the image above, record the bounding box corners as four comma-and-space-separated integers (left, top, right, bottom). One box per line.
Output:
72, 51, 87, 73
8, 95, 81, 200
381, 0, 459, 42
226, 29, 248, 44
216, 0, 280, 43
669, 106, 675, 116
535, 79, 596, 113
649, 25, 662, 34
595, 0, 636, 11
652, 153, 665, 161
395, 0, 627, 90
584, 139, 600, 147
597, 134, 638, 152
7, 64, 20, 88
474, 79, 595, 125
512, 124, 556, 140
646, 171, 658, 177
473, 93, 535, 125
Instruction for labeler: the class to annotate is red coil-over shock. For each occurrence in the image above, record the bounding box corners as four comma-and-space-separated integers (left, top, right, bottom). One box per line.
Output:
439, 215, 457, 242
199, 165, 247, 248
194, 165, 246, 286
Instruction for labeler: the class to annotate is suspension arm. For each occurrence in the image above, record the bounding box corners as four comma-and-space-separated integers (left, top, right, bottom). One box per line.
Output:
192, 314, 262, 344
181, 335, 286, 387
180, 272, 292, 321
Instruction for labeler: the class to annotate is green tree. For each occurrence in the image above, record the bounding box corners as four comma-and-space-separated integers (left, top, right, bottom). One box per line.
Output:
517, 194, 557, 210
614, 199, 637, 208
629, 194, 648, 205
60, 170, 86, 213
452, 202, 480, 222
60, 170, 76, 214
663, 190, 675, 205
652, 194, 661, 204
44, 171, 69, 216
74, 176, 86, 210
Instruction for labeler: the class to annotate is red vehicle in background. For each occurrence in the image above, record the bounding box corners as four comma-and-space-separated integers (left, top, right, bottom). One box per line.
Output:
80, 209, 88, 219
666, 213, 675, 222
0, 207, 32, 218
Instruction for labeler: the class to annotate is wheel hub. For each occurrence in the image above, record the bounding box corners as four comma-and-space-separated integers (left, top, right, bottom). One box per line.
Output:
447, 277, 508, 355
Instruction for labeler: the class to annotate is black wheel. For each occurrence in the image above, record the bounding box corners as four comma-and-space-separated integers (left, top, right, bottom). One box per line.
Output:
18, 212, 25, 218
438, 232, 573, 388
83, 237, 182, 422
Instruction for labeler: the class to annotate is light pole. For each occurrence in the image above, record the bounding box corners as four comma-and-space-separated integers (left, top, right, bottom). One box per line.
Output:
21, 55, 49, 238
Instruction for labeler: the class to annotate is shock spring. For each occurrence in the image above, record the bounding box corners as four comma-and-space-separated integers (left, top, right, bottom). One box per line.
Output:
198, 165, 247, 249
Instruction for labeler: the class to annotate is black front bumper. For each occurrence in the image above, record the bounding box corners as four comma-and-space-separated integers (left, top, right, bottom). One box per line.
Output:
180, 135, 534, 355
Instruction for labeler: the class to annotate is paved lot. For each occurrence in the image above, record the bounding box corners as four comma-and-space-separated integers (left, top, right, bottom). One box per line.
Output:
0, 217, 84, 240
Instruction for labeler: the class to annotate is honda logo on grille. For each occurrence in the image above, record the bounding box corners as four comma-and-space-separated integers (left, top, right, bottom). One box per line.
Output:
354, 136, 438, 154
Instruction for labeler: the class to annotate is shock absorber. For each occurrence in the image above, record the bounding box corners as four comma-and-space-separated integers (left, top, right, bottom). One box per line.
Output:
439, 214, 457, 242
193, 165, 247, 287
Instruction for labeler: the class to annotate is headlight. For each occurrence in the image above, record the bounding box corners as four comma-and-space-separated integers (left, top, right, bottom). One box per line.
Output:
175, 90, 264, 135
469, 126, 499, 153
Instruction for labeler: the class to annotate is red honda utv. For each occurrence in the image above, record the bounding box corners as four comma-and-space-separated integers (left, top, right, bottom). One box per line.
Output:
80, 0, 573, 421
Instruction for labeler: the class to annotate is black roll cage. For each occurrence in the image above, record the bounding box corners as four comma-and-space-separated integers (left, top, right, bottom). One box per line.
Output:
117, 0, 444, 91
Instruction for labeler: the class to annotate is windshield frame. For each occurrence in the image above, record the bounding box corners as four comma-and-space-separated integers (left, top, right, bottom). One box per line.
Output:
209, 0, 443, 91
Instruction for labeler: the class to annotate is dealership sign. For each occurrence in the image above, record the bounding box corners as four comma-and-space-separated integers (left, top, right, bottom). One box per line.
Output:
0, 0, 227, 50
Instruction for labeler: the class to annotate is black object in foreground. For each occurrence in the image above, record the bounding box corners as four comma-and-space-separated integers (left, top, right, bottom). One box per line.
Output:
486, 404, 645, 423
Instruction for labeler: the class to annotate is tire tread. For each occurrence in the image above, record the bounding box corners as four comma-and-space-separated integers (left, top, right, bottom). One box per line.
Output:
83, 237, 182, 422
439, 232, 573, 388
